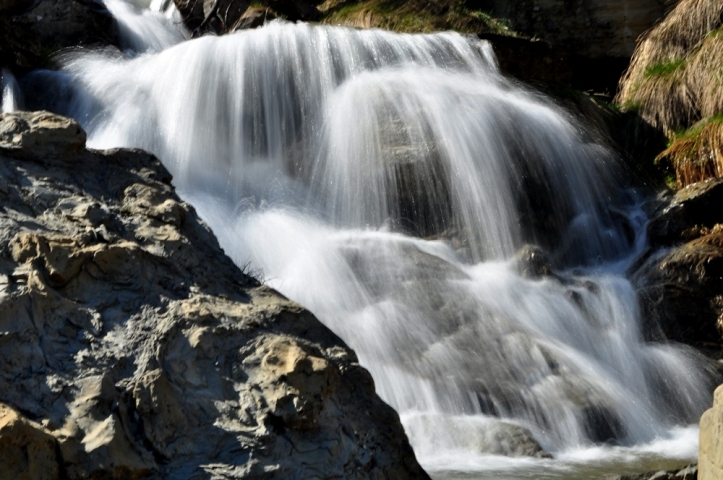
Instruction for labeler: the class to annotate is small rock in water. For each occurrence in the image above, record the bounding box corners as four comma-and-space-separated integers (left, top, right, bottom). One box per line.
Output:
514, 244, 554, 279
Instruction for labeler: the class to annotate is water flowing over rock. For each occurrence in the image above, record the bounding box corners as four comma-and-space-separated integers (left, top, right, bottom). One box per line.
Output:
21, 7, 721, 473
0, 111, 428, 479
1, 69, 22, 113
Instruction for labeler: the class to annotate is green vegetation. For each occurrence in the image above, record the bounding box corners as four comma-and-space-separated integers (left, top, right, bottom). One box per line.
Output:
656, 113, 723, 188
671, 112, 723, 142
643, 58, 685, 78
320, 0, 516, 36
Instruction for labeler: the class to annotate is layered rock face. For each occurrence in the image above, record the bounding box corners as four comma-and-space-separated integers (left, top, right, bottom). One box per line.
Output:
0, 111, 428, 479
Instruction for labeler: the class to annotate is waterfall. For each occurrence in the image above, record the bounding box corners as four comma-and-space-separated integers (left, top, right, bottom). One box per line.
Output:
1, 69, 22, 113
104, 0, 187, 53
24, 2, 718, 474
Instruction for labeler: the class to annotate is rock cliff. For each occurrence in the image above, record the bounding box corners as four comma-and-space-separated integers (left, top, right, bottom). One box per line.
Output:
0, 110, 429, 479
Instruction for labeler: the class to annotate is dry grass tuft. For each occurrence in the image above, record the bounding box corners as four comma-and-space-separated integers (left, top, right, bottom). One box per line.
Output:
688, 31, 723, 118
656, 118, 723, 188
616, 0, 723, 136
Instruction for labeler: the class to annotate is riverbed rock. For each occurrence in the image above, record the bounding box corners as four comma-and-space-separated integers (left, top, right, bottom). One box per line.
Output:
634, 233, 723, 346
609, 463, 697, 480
647, 179, 723, 247
0, 111, 429, 479
405, 414, 552, 458
700, 384, 723, 480
176, 0, 320, 36
633, 179, 723, 347
514, 244, 554, 279
232, 6, 277, 30
0, 0, 120, 73
340, 235, 631, 446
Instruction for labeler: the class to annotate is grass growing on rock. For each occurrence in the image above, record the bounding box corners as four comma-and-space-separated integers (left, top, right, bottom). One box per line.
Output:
319, 0, 515, 35
614, 0, 723, 188
616, 0, 723, 136
656, 115, 723, 188
644, 59, 686, 78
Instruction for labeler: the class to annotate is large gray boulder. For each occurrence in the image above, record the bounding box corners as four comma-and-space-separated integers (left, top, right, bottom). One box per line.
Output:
0, 111, 429, 479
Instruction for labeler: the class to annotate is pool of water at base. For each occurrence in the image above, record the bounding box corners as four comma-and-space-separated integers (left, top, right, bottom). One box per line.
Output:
427, 426, 697, 480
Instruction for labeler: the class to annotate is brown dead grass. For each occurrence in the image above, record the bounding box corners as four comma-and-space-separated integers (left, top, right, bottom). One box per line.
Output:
657, 120, 723, 188
616, 0, 723, 136
688, 32, 723, 118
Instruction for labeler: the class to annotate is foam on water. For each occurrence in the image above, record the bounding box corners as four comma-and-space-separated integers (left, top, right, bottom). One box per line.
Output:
22, 2, 720, 474
426, 425, 699, 478
104, 0, 187, 53
1, 68, 22, 113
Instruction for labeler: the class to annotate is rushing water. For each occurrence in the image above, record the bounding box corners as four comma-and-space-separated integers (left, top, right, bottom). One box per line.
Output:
1, 68, 22, 113
19, 1, 720, 476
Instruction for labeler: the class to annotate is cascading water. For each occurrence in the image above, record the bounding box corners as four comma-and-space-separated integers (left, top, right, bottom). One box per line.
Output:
1, 68, 22, 113
22, 3, 720, 477
105, 0, 187, 53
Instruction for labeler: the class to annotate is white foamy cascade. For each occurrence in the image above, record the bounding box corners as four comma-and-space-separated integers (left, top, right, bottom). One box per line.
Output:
1, 69, 23, 113
104, 0, 187, 53
27, 15, 718, 472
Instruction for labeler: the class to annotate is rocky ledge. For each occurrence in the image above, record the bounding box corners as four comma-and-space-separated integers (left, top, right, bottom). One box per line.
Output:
633, 179, 723, 350
0, 111, 428, 479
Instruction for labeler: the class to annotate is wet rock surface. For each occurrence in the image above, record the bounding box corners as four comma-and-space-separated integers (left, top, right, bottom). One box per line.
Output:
647, 179, 723, 247
341, 237, 632, 447
0, 111, 429, 479
608, 463, 697, 480
175, 0, 320, 36
634, 179, 723, 348
634, 233, 723, 346
0, 0, 120, 72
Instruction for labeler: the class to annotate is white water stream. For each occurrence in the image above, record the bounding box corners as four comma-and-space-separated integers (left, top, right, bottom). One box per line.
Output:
18, 2, 720, 477
1, 68, 22, 113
